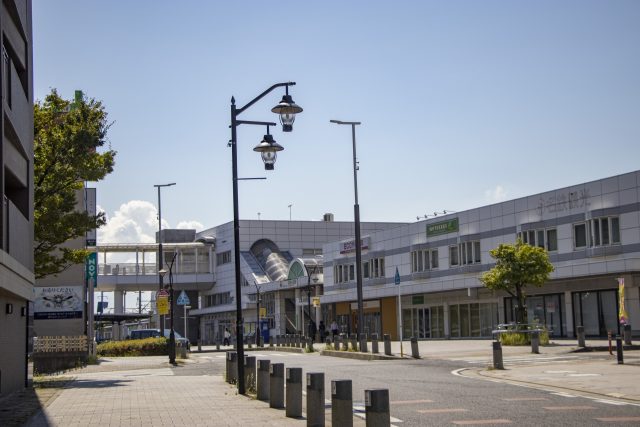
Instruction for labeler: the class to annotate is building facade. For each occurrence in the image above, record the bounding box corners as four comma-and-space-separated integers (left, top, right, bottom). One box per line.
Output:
0, 0, 34, 395
322, 171, 640, 340
190, 218, 405, 344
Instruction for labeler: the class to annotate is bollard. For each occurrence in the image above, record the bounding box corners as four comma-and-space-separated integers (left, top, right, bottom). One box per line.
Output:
226, 351, 238, 384
492, 341, 504, 370
269, 363, 285, 408
360, 333, 368, 353
243, 355, 256, 392
307, 372, 325, 427
332, 379, 353, 427
365, 389, 390, 427
197, 339, 202, 353
383, 334, 392, 356
624, 324, 632, 345
577, 325, 586, 347
531, 331, 540, 354
248, 341, 252, 349
350, 334, 358, 351
216, 341, 220, 351
295, 334, 300, 348
325, 337, 332, 349
307, 337, 314, 352
257, 359, 270, 402
371, 333, 379, 354
286, 367, 303, 418
285, 334, 289, 347
616, 336, 624, 364
410, 337, 419, 358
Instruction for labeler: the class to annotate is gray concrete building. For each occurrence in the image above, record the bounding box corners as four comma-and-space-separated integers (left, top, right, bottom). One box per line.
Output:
0, 0, 34, 396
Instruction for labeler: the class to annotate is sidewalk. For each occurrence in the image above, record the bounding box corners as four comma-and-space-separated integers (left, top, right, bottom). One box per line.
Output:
25, 357, 311, 427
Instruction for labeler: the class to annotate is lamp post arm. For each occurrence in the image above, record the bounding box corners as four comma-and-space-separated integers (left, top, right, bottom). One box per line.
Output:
236, 82, 295, 116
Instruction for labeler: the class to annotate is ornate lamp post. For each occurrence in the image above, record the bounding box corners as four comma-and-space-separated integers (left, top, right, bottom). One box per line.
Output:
159, 252, 178, 365
229, 82, 302, 394
154, 182, 175, 336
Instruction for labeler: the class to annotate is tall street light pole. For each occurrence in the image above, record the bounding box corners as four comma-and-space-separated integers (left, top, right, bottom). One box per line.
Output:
229, 82, 302, 395
155, 182, 176, 337
330, 120, 364, 345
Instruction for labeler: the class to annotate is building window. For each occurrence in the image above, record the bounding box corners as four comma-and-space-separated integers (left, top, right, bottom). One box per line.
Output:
363, 261, 370, 278
411, 249, 439, 272
302, 248, 322, 256
205, 291, 232, 307
370, 257, 385, 278
334, 264, 354, 284
449, 246, 459, 267
518, 227, 557, 252
573, 217, 620, 249
216, 250, 231, 265
450, 241, 480, 267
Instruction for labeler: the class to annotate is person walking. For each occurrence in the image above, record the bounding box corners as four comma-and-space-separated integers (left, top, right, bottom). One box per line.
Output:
318, 321, 326, 341
331, 320, 339, 337
223, 328, 231, 346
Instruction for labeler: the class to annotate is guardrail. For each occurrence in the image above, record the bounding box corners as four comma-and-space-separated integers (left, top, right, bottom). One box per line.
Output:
33, 335, 88, 353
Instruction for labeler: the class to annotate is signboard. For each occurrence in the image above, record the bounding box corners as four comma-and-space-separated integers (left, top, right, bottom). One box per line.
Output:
618, 277, 628, 324
34, 286, 83, 320
394, 267, 401, 286
350, 300, 380, 310
176, 290, 190, 306
412, 295, 424, 305
259, 307, 267, 317
156, 289, 169, 315
86, 252, 97, 288
426, 218, 459, 237
312, 297, 321, 307
85, 187, 97, 246
339, 236, 370, 254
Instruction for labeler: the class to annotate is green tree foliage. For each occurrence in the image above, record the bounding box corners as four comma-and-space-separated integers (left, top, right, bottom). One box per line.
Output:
479, 239, 554, 325
34, 90, 116, 278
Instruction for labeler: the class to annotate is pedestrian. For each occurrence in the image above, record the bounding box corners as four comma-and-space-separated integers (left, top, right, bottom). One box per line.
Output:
308, 320, 317, 342
223, 328, 231, 346
318, 320, 326, 341
331, 320, 339, 337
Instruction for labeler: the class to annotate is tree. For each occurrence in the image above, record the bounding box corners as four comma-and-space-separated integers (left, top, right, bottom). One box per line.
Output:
34, 89, 116, 279
479, 239, 554, 326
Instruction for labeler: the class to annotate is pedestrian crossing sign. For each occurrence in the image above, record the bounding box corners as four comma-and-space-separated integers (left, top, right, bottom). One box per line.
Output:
176, 290, 190, 306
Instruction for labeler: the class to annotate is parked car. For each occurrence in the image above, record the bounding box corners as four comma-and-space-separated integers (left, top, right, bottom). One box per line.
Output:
129, 329, 190, 351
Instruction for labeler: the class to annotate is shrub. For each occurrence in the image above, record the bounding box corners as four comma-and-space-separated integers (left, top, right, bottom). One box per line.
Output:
97, 337, 168, 356
498, 328, 549, 346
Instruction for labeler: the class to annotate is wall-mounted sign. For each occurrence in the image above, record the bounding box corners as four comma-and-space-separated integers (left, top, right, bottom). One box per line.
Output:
426, 218, 459, 237
85, 187, 97, 246
412, 295, 424, 305
34, 286, 83, 320
340, 236, 370, 254
86, 252, 97, 288
350, 300, 380, 310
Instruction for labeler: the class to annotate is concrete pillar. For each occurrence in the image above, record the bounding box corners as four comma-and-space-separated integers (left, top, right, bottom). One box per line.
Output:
359, 333, 368, 353
564, 290, 574, 337
332, 380, 353, 427
365, 389, 390, 427
286, 367, 303, 418
443, 302, 450, 339
492, 341, 504, 370
577, 325, 586, 347
243, 355, 256, 392
371, 333, 379, 354
226, 351, 238, 384
531, 331, 539, 354
269, 363, 285, 409
383, 334, 391, 356
257, 360, 270, 401
410, 337, 419, 358
306, 372, 325, 427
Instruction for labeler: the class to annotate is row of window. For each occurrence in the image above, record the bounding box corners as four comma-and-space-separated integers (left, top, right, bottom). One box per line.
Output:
204, 291, 232, 308
338, 216, 622, 284
334, 257, 386, 284
216, 250, 231, 265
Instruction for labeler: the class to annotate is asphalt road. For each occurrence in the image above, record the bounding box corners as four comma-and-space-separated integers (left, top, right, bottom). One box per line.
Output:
185, 351, 640, 426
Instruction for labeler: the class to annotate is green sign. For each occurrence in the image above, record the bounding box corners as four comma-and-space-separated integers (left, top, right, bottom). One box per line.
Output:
86, 252, 97, 287
412, 295, 424, 305
426, 218, 459, 237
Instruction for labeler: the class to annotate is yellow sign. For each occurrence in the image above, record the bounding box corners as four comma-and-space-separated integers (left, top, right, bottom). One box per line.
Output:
312, 297, 321, 307
618, 277, 628, 324
259, 307, 266, 317
157, 296, 169, 315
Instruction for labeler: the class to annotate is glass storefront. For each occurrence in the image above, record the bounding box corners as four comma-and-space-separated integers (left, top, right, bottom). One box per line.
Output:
449, 303, 498, 338
504, 293, 565, 337
572, 289, 619, 337
402, 306, 444, 339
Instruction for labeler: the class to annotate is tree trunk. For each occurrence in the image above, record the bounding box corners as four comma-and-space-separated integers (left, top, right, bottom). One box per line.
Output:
515, 284, 527, 327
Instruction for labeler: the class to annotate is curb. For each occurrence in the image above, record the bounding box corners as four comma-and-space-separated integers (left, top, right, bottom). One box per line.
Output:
320, 349, 407, 361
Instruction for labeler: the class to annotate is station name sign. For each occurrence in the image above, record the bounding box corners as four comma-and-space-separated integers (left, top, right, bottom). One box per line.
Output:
426, 218, 459, 237
340, 236, 370, 254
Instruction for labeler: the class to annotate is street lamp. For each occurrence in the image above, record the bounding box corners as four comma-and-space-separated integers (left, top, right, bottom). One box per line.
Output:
154, 182, 176, 337
305, 263, 320, 348
254, 283, 261, 347
329, 120, 365, 347
159, 252, 178, 365
229, 82, 302, 395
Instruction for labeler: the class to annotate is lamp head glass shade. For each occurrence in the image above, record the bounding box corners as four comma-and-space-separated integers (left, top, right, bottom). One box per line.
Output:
253, 135, 284, 170
271, 94, 302, 132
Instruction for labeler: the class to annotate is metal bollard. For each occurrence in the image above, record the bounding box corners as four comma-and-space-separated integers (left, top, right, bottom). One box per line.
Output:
332, 379, 353, 427
295, 334, 300, 348
492, 341, 504, 370
244, 355, 256, 391
269, 363, 285, 408
216, 341, 220, 351
286, 367, 303, 418
360, 333, 368, 353
365, 389, 390, 427
325, 337, 332, 349
226, 351, 238, 384
350, 334, 357, 351
307, 372, 325, 427
577, 325, 586, 347
257, 359, 270, 401
624, 324, 632, 345
410, 337, 419, 358
383, 334, 391, 356
307, 337, 314, 352
371, 333, 379, 354
531, 331, 540, 354
616, 336, 624, 364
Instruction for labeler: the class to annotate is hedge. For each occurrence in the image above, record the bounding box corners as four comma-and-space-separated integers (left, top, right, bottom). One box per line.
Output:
97, 337, 168, 357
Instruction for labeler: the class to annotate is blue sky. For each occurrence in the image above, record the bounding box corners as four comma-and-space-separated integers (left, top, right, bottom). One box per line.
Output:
34, 1, 640, 244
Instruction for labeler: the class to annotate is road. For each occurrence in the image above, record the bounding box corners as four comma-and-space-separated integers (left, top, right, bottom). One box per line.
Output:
186, 350, 640, 426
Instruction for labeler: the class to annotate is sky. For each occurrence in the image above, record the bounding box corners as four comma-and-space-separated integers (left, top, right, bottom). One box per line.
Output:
33, 1, 640, 247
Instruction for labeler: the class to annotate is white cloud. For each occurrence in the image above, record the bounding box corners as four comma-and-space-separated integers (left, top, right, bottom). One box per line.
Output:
176, 220, 204, 231
484, 185, 508, 203
97, 200, 160, 244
